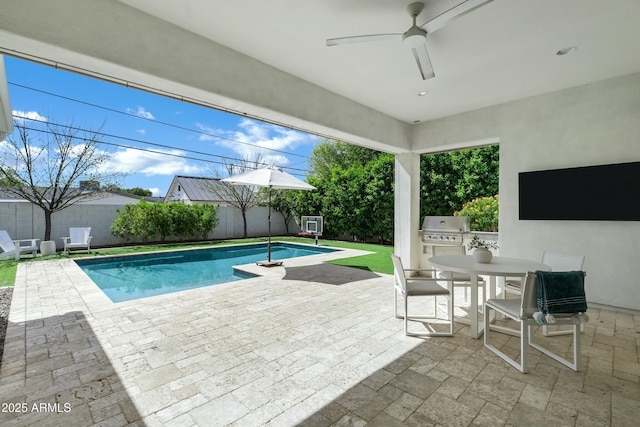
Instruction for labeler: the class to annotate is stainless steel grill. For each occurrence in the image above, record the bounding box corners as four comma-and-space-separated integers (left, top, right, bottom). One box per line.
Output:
421, 216, 470, 246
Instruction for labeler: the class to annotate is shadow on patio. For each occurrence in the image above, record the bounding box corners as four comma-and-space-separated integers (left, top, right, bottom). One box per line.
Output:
283, 264, 380, 286
0, 311, 143, 426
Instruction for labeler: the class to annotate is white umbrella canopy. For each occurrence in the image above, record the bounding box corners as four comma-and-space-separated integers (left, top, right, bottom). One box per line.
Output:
221, 166, 315, 266
220, 165, 316, 191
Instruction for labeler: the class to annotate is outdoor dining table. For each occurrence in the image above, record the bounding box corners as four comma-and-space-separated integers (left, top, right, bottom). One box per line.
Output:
428, 255, 551, 339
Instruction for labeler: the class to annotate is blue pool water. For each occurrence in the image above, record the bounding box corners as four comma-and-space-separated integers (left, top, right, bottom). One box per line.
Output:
76, 243, 337, 303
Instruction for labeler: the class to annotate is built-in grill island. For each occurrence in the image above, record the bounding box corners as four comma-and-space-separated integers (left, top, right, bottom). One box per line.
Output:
419, 216, 471, 269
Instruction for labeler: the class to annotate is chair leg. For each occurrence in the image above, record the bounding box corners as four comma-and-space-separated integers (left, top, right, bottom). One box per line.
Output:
483, 304, 528, 373
520, 322, 529, 373
448, 287, 454, 335
403, 294, 454, 337
542, 322, 585, 336
394, 288, 400, 319
404, 295, 409, 336
529, 321, 582, 372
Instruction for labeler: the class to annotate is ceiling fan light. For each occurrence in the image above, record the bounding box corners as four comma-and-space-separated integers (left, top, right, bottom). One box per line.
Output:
402, 27, 426, 48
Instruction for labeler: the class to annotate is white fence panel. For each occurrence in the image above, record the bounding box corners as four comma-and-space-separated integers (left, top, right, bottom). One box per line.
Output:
0, 201, 299, 250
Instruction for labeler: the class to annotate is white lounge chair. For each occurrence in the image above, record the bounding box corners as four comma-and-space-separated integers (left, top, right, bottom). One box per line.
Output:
0, 230, 39, 260
62, 227, 93, 255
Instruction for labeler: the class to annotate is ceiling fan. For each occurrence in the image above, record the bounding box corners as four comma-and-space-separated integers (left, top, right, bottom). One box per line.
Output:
326, 0, 494, 80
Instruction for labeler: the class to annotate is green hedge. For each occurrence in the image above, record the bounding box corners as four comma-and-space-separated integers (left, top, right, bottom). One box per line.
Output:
111, 201, 220, 241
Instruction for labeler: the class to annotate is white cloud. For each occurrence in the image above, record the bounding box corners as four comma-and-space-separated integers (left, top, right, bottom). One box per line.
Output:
12, 110, 47, 123
126, 106, 155, 120
148, 187, 161, 197
102, 147, 204, 177
136, 129, 146, 134
198, 118, 319, 166
196, 122, 228, 142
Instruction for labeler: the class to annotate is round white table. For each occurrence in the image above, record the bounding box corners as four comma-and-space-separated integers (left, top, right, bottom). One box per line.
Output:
428, 255, 551, 338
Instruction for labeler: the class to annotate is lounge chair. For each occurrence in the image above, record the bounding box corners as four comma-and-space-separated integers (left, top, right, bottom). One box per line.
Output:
0, 230, 39, 260
62, 227, 93, 255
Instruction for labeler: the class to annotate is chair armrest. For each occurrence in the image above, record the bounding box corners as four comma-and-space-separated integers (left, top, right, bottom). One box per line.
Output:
404, 268, 440, 279
403, 268, 438, 273
13, 239, 39, 246
62, 237, 70, 243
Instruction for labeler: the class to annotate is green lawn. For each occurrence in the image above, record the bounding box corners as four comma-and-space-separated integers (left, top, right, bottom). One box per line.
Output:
0, 237, 394, 287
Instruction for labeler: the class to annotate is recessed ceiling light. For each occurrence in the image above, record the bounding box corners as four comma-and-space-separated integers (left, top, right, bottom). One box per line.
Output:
556, 46, 577, 56
418, 91, 428, 96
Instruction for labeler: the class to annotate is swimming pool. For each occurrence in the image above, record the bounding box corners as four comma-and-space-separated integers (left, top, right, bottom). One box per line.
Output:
76, 243, 338, 303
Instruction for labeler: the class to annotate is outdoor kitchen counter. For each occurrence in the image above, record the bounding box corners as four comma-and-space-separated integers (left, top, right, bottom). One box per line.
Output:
428, 255, 551, 339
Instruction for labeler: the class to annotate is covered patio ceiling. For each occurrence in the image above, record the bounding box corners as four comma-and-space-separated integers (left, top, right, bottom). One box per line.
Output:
1, 0, 639, 152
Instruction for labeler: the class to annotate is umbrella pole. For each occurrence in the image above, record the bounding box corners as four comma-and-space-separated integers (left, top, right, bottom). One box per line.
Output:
268, 187, 272, 262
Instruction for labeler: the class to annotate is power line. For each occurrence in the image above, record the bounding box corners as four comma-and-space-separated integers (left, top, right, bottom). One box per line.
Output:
12, 122, 312, 179
11, 115, 311, 176
8, 81, 313, 160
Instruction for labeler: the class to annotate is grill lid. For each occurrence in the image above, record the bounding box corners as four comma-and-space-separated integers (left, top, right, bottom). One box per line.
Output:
421, 216, 470, 233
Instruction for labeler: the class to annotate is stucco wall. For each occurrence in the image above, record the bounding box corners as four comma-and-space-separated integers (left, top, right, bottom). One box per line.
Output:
413, 72, 640, 311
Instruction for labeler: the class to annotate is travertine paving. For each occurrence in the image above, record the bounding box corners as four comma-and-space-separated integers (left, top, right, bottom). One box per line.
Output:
0, 246, 638, 426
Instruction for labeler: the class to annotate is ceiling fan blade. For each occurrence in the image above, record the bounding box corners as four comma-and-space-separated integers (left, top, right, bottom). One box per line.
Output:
421, 0, 493, 34
326, 33, 402, 46
412, 44, 435, 80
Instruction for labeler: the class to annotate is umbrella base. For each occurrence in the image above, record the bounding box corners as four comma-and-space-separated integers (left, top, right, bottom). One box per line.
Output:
256, 260, 284, 267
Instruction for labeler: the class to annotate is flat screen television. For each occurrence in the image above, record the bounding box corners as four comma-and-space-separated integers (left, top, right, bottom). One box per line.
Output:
519, 161, 640, 221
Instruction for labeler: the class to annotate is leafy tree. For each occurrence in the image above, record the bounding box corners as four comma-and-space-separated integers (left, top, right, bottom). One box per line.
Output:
104, 184, 152, 197
288, 141, 499, 243
309, 139, 381, 181
421, 145, 499, 218
0, 119, 125, 241
363, 154, 394, 243
269, 189, 295, 234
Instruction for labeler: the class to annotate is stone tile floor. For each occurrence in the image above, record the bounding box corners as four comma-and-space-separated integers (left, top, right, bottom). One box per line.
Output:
0, 246, 638, 426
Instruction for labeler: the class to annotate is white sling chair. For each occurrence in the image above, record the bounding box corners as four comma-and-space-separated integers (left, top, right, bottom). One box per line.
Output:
504, 251, 585, 336
484, 271, 587, 373
62, 227, 93, 255
0, 230, 38, 260
391, 253, 454, 337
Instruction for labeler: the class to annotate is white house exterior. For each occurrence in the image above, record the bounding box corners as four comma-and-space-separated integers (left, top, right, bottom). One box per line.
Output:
163, 175, 231, 205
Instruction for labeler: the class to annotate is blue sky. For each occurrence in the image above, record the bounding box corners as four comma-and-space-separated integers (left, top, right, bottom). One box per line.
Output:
2, 57, 320, 197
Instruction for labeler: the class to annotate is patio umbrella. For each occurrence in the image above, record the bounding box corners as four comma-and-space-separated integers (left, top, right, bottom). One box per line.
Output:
221, 166, 315, 266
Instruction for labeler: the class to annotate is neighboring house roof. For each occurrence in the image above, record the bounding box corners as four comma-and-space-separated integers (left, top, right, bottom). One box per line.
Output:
164, 175, 235, 204
0, 187, 158, 204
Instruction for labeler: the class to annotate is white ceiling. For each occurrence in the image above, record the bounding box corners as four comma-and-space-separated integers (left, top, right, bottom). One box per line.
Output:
118, 0, 640, 124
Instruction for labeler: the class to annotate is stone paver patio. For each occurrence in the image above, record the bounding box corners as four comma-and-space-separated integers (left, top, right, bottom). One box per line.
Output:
0, 245, 639, 426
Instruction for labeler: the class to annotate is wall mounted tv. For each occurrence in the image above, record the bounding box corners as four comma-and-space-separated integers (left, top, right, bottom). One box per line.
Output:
519, 161, 640, 221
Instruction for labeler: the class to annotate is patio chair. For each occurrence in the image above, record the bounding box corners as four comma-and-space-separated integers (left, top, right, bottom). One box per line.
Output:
484, 271, 588, 373
62, 227, 93, 255
391, 253, 454, 337
504, 251, 585, 336
0, 230, 39, 260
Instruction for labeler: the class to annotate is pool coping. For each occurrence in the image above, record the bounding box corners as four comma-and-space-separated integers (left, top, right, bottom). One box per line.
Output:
65, 242, 370, 315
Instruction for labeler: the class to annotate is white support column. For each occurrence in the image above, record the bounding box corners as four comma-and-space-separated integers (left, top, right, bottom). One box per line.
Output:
394, 153, 421, 269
